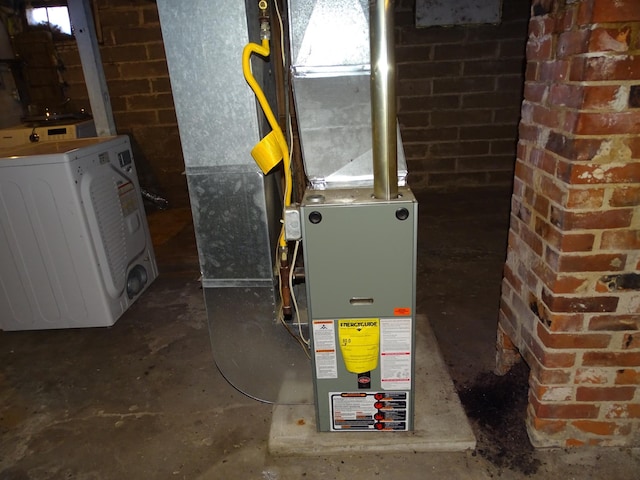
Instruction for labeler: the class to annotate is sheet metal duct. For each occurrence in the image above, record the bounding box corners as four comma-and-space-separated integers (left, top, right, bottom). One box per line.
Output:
157, 0, 311, 404
289, 0, 407, 189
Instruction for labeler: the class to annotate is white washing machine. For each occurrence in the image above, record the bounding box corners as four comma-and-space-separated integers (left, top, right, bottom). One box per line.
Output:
0, 135, 158, 330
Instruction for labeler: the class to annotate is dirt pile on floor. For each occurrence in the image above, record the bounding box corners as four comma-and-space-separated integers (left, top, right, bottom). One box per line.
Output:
457, 361, 541, 476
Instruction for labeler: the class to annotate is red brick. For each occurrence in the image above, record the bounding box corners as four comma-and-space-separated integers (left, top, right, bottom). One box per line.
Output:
610, 186, 640, 207
524, 82, 548, 104
550, 206, 633, 230
604, 403, 640, 419
622, 333, 640, 350
523, 327, 577, 368
574, 368, 610, 385
538, 175, 565, 204
592, 0, 640, 23
577, 1, 594, 26
541, 288, 619, 313
522, 225, 544, 255
530, 417, 567, 435
503, 264, 523, 293
581, 55, 640, 82
577, 111, 640, 135
556, 3, 577, 32
524, 58, 538, 81
564, 163, 640, 185
566, 188, 605, 209
601, 230, 640, 250
529, 14, 555, 37
583, 85, 627, 110
557, 29, 590, 58
566, 438, 587, 447
560, 233, 596, 253
515, 158, 535, 186
529, 392, 599, 419
527, 352, 574, 385
589, 27, 632, 54
535, 217, 596, 253
531, 379, 574, 402
589, 315, 640, 331
540, 59, 571, 83
548, 83, 584, 109
615, 369, 640, 384
527, 33, 554, 61
529, 147, 557, 175
537, 323, 611, 349
519, 123, 543, 145
557, 253, 626, 273
548, 136, 603, 163
583, 351, 640, 367
529, 103, 563, 130
576, 386, 636, 402
546, 312, 585, 332
549, 275, 589, 294
572, 420, 629, 436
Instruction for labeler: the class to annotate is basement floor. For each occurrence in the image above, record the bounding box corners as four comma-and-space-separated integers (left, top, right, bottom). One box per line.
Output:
1, 187, 639, 479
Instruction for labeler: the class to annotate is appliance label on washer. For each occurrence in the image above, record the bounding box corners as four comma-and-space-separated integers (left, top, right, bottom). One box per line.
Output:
118, 181, 138, 217
380, 317, 412, 390
312, 320, 338, 379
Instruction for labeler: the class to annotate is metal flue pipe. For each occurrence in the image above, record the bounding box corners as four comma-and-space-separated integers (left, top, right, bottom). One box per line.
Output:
370, 0, 398, 200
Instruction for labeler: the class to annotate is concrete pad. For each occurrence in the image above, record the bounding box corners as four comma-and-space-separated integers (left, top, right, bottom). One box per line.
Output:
268, 315, 476, 455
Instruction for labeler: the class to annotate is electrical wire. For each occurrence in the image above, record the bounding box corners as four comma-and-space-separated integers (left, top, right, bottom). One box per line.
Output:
289, 240, 309, 346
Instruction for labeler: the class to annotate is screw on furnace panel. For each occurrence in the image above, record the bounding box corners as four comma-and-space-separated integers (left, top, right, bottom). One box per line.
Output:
309, 211, 322, 224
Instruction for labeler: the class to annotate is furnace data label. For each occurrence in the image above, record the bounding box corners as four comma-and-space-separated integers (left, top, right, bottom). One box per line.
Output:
312, 320, 338, 379
330, 391, 409, 431
380, 317, 412, 390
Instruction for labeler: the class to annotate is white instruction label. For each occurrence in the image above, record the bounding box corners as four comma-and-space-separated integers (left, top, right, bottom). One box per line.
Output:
313, 320, 338, 379
380, 317, 412, 390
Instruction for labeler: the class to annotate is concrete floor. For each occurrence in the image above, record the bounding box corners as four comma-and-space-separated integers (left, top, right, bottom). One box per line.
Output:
1, 187, 639, 479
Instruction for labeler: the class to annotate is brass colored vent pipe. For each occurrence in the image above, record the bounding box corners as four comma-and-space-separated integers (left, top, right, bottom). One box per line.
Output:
370, 0, 398, 200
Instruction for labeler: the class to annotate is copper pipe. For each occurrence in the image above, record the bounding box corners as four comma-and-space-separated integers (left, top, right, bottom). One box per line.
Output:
370, 0, 398, 200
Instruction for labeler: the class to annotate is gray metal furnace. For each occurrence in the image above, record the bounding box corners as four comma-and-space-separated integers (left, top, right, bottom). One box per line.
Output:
289, 0, 418, 431
300, 188, 417, 431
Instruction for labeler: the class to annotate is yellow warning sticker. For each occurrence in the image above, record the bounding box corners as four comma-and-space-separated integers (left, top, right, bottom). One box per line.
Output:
338, 318, 380, 374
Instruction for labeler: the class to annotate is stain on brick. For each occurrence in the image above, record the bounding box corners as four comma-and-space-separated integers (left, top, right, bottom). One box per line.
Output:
629, 85, 640, 108
600, 273, 640, 291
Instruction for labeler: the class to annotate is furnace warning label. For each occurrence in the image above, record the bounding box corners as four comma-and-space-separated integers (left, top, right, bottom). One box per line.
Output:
312, 320, 338, 379
330, 392, 409, 431
380, 317, 412, 390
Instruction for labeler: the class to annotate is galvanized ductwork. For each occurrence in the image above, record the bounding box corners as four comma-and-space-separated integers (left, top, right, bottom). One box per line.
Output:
289, 0, 407, 190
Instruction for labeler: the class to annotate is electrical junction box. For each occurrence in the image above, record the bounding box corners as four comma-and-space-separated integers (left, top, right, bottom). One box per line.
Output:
300, 187, 417, 432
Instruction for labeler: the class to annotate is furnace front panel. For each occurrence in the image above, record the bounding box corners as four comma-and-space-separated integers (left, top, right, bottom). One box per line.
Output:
301, 187, 417, 431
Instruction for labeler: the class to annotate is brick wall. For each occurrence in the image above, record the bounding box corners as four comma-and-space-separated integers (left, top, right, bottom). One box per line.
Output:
396, 0, 530, 188
498, 0, 640, 447
58, 0, 186, 208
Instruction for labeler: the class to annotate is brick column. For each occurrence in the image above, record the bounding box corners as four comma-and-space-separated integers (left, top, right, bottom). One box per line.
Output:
498, 0, 640, 447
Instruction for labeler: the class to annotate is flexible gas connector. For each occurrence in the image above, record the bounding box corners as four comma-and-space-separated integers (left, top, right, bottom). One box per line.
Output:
242, 1, 292, 249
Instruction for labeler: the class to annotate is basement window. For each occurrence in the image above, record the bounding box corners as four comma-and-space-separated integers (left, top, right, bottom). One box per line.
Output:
26, 3, 73, 38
